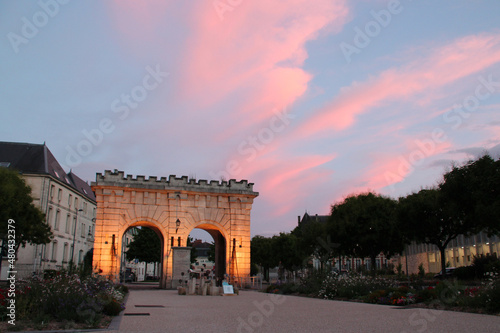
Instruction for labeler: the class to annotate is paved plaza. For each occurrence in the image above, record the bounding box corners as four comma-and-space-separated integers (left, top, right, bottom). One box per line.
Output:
109, 287, 500, 332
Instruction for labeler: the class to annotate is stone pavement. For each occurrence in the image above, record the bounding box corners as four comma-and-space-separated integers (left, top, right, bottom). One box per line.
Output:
108, 288, 500, 332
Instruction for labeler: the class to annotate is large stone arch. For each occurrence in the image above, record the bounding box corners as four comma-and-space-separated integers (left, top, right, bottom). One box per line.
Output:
91, 170, 258, 288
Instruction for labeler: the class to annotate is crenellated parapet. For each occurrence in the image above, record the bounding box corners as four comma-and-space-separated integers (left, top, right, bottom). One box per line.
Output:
92, 170, 258, 196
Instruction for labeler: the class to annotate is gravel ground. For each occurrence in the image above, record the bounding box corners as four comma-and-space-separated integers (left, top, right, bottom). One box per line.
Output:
109, 289, 500, 333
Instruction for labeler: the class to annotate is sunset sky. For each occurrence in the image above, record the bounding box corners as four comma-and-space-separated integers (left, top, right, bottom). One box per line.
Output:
1, 0, 500, 239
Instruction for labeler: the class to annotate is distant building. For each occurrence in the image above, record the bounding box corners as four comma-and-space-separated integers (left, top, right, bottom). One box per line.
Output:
0, 142, 96, 279
191, 239, 215, 273
395, 233, 500, 275
191, 239, 212, 258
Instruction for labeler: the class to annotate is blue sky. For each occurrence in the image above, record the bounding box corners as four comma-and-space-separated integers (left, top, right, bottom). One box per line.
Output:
1, 0, 500, 240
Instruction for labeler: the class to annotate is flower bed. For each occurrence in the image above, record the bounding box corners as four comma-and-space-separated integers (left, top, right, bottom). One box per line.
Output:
265, 271, 500, 314
0, 272, 128, 330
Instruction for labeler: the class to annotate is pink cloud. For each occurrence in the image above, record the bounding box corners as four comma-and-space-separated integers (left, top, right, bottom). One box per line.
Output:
356, 139, 452, 193
296, 33, 500, 139
176, 0, 349, 134
238, 152, 336, 216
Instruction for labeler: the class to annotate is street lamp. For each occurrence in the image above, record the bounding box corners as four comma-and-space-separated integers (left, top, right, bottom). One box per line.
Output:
176, 219, 181, 233
70, 208, 83, 273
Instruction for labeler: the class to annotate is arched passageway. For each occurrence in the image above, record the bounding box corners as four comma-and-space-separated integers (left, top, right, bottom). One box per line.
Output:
121, 225, 163, 287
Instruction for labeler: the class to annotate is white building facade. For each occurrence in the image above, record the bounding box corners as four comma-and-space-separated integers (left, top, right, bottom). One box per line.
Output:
0, 142, 96, 279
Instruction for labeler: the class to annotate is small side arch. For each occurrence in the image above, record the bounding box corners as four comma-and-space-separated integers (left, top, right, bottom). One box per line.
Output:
188, 220, 229, 281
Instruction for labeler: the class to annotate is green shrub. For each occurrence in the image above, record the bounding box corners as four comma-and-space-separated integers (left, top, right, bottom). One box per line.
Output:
418, 264, 425, 278
454, 266, 476, 280
478, 273, 500, 314
472, 255, 499, 279
116, 284, 129, 294
434, 280, 463, 305
103, 300, 123, 316
10, 271, 126, 324
280, 283, 298, 294
485, 258, 500, 276
298, 271, 328, 295
364, 289, 389, 304
415, 287, 437, 303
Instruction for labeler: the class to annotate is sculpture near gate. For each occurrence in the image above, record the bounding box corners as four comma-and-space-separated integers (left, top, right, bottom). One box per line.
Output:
91, 170, 258, 288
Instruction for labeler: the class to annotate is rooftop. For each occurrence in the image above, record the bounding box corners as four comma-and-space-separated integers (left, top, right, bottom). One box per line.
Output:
0, 141, 95, 202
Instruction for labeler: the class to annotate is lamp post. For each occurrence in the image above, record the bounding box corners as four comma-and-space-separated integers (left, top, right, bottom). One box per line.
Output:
70, 208, 83, 273
176, 219, 181, 233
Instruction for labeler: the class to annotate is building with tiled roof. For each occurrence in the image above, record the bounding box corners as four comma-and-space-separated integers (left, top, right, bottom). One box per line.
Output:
0, 141, 96, 279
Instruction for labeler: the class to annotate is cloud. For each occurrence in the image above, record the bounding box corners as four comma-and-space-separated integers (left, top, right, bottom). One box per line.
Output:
175, 0, 350, 136
452, 143, 500, 159
295, 33, 500, 139
240, 152, 336, 216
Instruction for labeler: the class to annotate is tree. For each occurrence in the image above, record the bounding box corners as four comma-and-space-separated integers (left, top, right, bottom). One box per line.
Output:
208, 241, 216, 263
398, 188, 468, 275
398, 155, 500, 275
292, 219, 337, 272
329, 192, 404, 271
251, 235, 277, 281
0, 167, 52, 255
125, 227, 161, 277
186, 236, 197, 264
271, 232, 305, 279
439, 154, 500, 235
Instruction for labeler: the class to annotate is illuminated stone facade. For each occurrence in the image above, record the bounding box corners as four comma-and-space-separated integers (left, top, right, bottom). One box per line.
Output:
91, 170, 258, 288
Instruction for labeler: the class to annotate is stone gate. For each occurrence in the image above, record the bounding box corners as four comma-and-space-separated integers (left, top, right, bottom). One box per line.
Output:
91, 170, 258, 288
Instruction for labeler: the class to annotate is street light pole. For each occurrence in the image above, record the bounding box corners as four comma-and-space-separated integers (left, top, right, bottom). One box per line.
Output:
70, 208, 83, 273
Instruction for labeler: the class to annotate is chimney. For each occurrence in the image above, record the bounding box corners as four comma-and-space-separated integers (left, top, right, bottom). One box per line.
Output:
298, 216, 301, 225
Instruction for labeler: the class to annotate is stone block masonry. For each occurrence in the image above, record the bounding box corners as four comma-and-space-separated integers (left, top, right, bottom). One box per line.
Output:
91, 170, 258, 288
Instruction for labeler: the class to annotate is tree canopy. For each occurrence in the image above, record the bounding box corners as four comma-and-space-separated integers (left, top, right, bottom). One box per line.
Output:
125, 227, 161, 265
398, 188, 462, 274
251, 235, 277, 281
186, 236, 197, 264
329, 192, 404, 270
439, 154, 500, 235
271, 232, 304, 275
0, 167, 52, 254
292, 219, 337, 272
399, 154, 500, 274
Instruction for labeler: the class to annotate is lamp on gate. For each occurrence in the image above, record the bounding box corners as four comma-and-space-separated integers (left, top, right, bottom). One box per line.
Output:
176, 219, 181, 233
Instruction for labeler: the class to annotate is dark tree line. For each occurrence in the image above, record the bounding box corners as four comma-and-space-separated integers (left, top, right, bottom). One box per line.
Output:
251, 154, 500, 277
